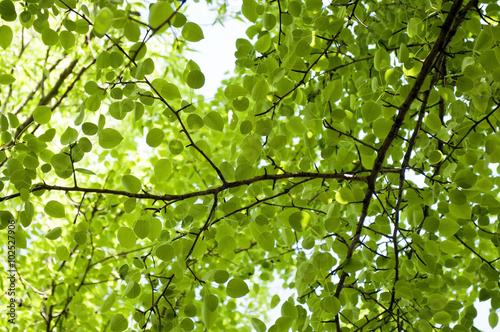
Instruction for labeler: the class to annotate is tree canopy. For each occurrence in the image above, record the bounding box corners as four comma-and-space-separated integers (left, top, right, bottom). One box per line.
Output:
1, 0, 500, 331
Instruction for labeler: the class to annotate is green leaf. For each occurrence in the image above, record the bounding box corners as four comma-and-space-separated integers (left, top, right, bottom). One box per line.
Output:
322, 296, 341, 315
374, 48, 390, 71
33, 106, 51, 124
225, 85, 247, 99
101, 292, 116, 313
180, 318, 194, 331
456, 76, 474, 92
99, 128, 123, 149
74, 231, 88, 245
439, 218, 460, 239
182, 22, 204, 42
255, 32, 271, 53
204, 111, 224, 132
241, 136, 262, 162
44, 201, 66, 218
109, 52, 123, 69
213, 270, 229, 284
205, 293, 219, 312
289, 211, 310, 232
186, 69, 205, 89
257, 232, 275, 251
251, 79, 269, 101
251, 317, 267, 332
56, 246, 70, 260
335, 187, 356, 204
169, 139, 184, 155
226, 278, 250, 298
59, 30, 75, 49
449, 203, 471, 219
218, 235, 236, 256
428, 150, 443, 164
0, 0, 16, 22
0, 210, 15, 229
75, 168, 95, 175
155, 243, 175, 261
187, 114, 204, 130
60, 127, 78, 145
123, 281, 141, 299
124, 22, 140, 41
424, 113, 442, 132
121, 175, 142, 193
0, 74, 15, 85
433, 311, 451, 325
361, 101, 381, 122
407, 18, 423, 38
233, 97, 249, 111
133, 219, 150, 239
148, 218, 162, 241
202, 294, 218, 328
475, 30, 494, 52
184, 304, 197, 317
489, 312, 499, 329
45, 227, 62, 240
117, 227, 136, 248
78, 82, 94, 101
271, 294, 280, 309
152, 78, 181, 100
42, 28, 59, 46
0, 25, 13, 49
440, 240, 460, 254
146, 128, 164, 147
93, 7, 113, 35
454, 169, 477, 189
110, 314, 128, 332
149, 1, 173, 33
82, 122, 98, 136
154, 159, 172, 181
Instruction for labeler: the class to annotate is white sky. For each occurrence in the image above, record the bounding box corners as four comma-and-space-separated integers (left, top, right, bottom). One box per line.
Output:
183, 2, 494, 331
184, 1, 247, 99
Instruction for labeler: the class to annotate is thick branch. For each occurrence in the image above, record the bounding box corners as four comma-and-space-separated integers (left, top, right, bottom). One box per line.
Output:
0, 171, 366, 203
333, 0, 472, 307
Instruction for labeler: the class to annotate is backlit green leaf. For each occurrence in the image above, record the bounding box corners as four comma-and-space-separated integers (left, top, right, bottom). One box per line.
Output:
146, 128, 164, 147
133, 219, 150, 239
0, 0, 16, 22
155, 243, 175, 261
186, 69, 205, 89
44, 201, 66, 218
0, 74, 15, 85
241, 136, 262, 162
101, 292, 116, 313
257, 232, 275, 251
226, 278, 249, 298
204, 111, 224, 132
149, 1, 173, 33
251, 317, 266, 332
182, 22, 204, 42
99, 128, 123, 149
121, 175, 142, 193
0, 25, 13, 49
93, 7, 113, 35
289, 211, 310, 232
110, 314, 128, 332
42, 28, 59, 46
33, 106, 51, 124
117, 227, 136, 248
45, 227, 62, 240
154, 158, 172, 181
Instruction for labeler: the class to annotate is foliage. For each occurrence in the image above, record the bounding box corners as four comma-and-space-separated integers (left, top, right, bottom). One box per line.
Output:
1, 0, 500, 331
